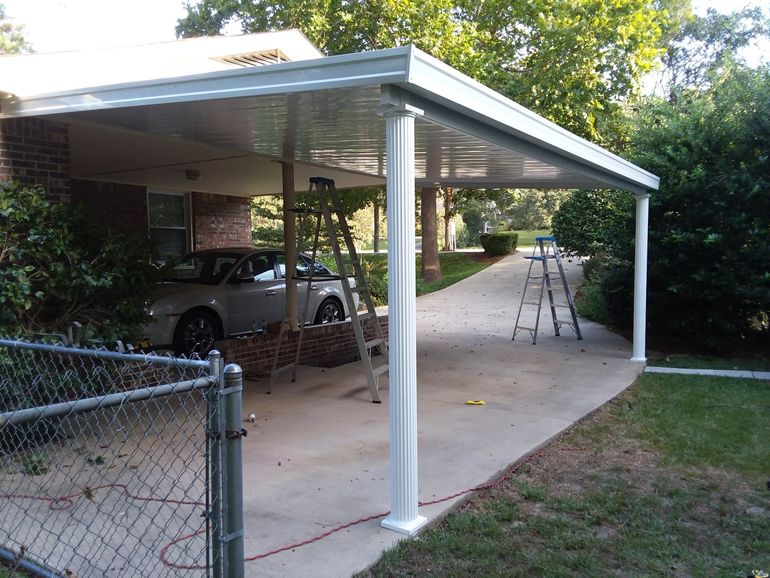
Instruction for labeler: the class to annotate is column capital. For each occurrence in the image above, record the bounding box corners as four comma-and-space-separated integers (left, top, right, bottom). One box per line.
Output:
634, 191, 651, 201
378, 103, 424, 119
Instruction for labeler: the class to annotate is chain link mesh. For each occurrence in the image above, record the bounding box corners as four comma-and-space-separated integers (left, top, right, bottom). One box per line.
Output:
0, 339, 219, 577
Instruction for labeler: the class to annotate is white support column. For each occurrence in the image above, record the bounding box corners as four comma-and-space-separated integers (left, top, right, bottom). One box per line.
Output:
381, 104, 427, 536
631, 193, 650, 362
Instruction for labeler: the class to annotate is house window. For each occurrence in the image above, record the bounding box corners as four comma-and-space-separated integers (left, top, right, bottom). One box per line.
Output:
148, 191, 190, 264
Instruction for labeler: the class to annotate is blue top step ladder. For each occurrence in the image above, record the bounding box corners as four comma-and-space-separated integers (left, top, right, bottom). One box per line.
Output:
512, 236, 582, 345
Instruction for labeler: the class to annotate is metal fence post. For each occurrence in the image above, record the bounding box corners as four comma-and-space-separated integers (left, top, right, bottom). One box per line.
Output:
207, 351, 224, 578
222, 363, 245, 578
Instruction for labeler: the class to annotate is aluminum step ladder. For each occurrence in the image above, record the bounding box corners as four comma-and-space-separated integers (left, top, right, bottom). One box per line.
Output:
512, 235, 582, 345
270, 177, 388, 403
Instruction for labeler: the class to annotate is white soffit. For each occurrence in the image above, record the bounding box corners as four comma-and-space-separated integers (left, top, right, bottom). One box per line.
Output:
0, 45, 659, 194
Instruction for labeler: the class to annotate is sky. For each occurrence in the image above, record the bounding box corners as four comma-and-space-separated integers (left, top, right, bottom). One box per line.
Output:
2, 0, 768, 60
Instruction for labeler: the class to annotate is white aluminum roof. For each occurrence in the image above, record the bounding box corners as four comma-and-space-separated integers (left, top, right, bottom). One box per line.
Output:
0, 43, 658, 196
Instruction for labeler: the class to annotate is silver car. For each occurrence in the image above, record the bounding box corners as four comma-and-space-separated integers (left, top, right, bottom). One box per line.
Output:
144, 247, 357, 356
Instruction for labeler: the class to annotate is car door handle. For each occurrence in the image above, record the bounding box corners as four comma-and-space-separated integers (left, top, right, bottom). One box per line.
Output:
310, 285, 319, 291
265, 291, 278, 296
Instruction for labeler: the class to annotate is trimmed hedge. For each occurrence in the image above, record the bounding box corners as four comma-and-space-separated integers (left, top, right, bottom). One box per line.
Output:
479, 231, 518, 256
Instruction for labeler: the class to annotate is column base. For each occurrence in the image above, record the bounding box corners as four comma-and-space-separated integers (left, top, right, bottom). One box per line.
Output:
630, 356, 647, 363
381, 514, 428, 536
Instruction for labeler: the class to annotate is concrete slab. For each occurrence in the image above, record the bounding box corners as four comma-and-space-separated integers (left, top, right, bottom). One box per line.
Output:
238, 250, 643, 577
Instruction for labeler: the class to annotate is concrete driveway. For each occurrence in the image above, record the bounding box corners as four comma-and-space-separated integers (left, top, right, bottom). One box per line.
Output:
238, 250, 643, 577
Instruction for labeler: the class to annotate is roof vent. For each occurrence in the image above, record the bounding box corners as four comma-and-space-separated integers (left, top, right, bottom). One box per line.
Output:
212, 49, 289, 68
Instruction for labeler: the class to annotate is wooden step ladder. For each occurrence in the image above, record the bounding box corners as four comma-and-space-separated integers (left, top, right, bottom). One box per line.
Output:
270, 177, 389, 403
512, 235, 582, 345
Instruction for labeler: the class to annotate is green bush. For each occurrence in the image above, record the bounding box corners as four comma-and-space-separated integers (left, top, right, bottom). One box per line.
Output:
479, 231, 518, 256
0, 181, 159, 341
550, 189, 634, 258
558, 66, 770, 351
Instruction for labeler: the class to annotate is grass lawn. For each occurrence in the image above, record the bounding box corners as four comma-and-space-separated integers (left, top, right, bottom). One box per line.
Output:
514, 229, 551, 246
360, 372, 770, 577
647, 354, 770, 372
354, 251, 503, 306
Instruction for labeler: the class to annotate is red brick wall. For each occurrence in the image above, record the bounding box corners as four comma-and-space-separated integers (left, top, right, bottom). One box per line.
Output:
0, 119, 253, 247
0, 118, 71, 203
215, 315, 389, 377
192, 192, 252, 249
71, 179, 148, 237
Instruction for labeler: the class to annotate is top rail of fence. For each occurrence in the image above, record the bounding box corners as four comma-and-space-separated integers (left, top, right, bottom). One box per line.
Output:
0, 338, 213, 370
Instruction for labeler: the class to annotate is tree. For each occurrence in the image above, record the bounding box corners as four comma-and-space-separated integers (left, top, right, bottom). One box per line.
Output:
458, 0, 678, 144
659, 7, 769, 98
0, 3, 31, 54
420, 187, 441, 281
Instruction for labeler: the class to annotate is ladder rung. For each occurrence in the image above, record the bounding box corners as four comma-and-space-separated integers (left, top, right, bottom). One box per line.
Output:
356, 311, 377, 321
352, 286, 369, 294
365, 338, 385, 349
372, 365, 389, 377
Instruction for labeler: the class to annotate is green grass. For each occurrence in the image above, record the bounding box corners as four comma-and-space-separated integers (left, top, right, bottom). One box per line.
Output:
360, 371, 770, 577
514, 229, 551, 246
352, 252, 499, 306
629, 373, 770, 479
647, 354, 770, 372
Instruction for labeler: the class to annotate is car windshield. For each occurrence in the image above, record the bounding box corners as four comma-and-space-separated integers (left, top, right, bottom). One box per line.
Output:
160, 252, 242, 285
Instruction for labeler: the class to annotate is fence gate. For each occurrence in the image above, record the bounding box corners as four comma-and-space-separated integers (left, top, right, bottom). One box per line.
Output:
0, 339, 244, 578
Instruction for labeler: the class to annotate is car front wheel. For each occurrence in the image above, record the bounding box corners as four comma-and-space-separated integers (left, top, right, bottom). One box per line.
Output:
314, 297, 344, 325
173, 310, 220, 357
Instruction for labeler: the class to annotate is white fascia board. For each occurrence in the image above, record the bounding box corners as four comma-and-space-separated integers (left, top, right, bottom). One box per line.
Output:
0, 47, 413, 118
404, 47, 660, 192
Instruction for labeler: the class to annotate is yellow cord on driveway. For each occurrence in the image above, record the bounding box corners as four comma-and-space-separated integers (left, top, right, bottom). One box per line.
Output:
465, 400, 486, 405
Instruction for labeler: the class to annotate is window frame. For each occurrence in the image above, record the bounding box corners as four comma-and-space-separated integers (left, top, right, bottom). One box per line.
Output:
147, 189, 192, 263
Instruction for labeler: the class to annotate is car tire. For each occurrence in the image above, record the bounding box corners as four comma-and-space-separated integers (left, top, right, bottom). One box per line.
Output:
173, 309, 220, 357
314, 297, 344, 325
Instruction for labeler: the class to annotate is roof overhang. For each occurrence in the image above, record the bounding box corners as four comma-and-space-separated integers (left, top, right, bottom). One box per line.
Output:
0, 45, 659, 196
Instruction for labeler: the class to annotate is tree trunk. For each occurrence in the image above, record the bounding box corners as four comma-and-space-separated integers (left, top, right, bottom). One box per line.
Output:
443, 187, 454, 251
373, 201, 380, 253
420, 187, 442, 281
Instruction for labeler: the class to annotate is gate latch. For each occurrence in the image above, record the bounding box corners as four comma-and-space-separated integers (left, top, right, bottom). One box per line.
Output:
225, 428, 248, 440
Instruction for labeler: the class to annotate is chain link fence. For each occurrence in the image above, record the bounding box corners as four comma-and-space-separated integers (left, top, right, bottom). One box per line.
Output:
0, 338, 245, 578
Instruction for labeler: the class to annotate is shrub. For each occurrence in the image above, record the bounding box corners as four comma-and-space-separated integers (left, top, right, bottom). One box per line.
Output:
550, 189, 634, 258
0, 181, 159, 341
561, 66, 770, 351
479, 231, 518, 256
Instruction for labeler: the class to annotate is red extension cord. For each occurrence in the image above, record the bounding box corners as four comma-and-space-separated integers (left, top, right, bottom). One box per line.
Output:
3, 449, 572, 570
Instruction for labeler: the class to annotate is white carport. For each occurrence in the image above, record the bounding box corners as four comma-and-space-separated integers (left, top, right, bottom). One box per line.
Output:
1, 42, 658, 535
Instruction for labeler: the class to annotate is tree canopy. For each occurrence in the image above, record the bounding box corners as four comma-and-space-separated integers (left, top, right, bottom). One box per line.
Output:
660, 6, 769, 97
0, 3, 31, 54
